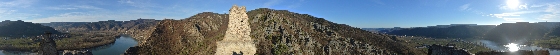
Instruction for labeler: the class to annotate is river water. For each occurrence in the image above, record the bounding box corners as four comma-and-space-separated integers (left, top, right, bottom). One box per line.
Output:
0, 35, 138, 55
478, 40, 560, 55
90, 35, 138, 55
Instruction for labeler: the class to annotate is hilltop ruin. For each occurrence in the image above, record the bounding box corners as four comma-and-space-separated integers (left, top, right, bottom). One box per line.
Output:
215, 5, 257, 55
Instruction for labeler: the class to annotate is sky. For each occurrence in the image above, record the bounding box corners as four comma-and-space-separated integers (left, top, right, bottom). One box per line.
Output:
0, 0, 559, 28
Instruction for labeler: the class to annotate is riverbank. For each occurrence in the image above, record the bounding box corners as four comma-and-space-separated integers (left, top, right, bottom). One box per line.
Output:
0, 32, 120, 51
55, 32, 119, 50
399, 36, 492, 53
533, 37, 560, 49
0, 38, 38, 51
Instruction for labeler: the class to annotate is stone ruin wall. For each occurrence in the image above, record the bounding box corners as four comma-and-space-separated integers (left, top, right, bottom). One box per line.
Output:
215, 5, 257, 55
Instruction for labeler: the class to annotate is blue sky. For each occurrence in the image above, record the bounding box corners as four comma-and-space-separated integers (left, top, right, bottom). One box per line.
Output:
0, 0, 559, 28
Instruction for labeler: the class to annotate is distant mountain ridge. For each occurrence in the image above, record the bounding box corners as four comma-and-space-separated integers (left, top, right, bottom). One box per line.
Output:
38, 19, 161, 44
484, 22, 560, 44
368, 25, 496, 38
367, 22, 560, 44
38, 22, 90, 32
0, 20, 60, 37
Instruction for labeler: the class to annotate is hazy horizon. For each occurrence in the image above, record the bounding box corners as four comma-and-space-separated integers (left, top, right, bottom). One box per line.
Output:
1, 0, 559, 28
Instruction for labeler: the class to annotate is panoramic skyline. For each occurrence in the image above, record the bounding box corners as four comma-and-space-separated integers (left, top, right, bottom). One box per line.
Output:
0, 0, 559, 28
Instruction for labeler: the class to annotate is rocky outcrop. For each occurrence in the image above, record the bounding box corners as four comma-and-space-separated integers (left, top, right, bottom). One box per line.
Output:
136, 12, 229, 55
215, 5, 256, 55
39, 32, 58, 55
246, 8, 423, 55
123, 46, 140, 55
0, 20, 60, 37
428, 44, 471, 55
62, 50, 93, 55
126, 5, 423, 55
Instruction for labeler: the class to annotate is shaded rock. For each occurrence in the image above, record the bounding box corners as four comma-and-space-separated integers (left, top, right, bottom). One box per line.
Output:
123, 46, 140, 55
428, 44, 471, 55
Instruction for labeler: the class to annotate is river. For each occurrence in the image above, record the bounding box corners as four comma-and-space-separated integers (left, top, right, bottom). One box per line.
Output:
0, 35, 138, 55
478, 40, 560, 55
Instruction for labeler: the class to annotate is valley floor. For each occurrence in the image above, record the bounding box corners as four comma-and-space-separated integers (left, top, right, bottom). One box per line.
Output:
0, 31, 119, 52
397, 36, 492, 53
533, 37, 560, 49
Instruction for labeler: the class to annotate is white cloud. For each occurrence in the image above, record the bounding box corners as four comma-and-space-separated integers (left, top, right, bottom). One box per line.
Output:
47, 7, 78, 10
530, 4, 546, 8
28, 12, 142, 23
459, 3, 488, 15
118, 0, 134, 4
503, 18, 524, 22
538, 14, 559, 20
519, 4, 528, 10
118, 0, 155, 8
499, 3, 528, 10
488, 11, 536, 22
74, 5, 102, 10
0, 9, 16, 15
0, 0, 36, 8
0, 11, 41, 20
371, 0, 385, 5
488, 11, 536, 18
287, 0, 305, 9
544, 4, 560, 14
485, 2, 560, 21
28, 8, 186, 23
537, 4, 560, 20
262, 0, 281, 8
460, 4, 471, 11
46, 5, 102, 10
0, 0, 39, 20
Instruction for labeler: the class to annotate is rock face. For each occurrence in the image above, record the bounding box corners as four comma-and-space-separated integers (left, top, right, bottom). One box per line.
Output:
215, 5, 257, 55
136, 12, 229, 55
39, 32, 58, 55
247, 8, 423, 55
428, 44, 471, 55
125, 5, 422, 55
0, 20, 60, 37
123, 46, 140, 55
62, 50, 93, 55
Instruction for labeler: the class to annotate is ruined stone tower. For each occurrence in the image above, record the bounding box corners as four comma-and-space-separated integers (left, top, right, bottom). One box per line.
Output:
215, 5, 256, 55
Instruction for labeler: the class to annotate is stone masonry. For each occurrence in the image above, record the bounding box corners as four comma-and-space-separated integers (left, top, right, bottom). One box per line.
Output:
215, 5, 257, 55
